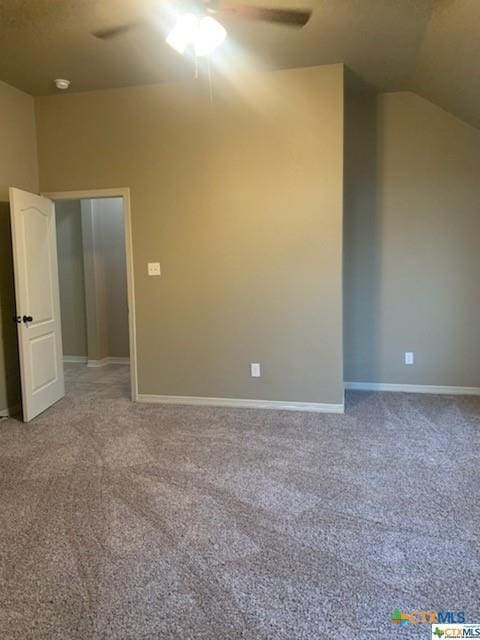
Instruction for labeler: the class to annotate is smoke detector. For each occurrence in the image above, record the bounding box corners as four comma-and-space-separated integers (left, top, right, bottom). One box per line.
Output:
54, 78, 70, 90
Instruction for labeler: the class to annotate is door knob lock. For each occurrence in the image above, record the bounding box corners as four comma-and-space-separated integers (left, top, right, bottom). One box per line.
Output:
22, 315, 33, 323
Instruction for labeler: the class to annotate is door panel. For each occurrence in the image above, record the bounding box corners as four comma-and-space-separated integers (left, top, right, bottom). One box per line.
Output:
9, 187, 64, 421
30, 333, 58, 391
24, 207, 55, 323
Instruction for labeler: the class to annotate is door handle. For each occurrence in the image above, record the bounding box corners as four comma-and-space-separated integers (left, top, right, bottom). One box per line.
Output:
22, 315, 33, 324
13, 316, 21, 324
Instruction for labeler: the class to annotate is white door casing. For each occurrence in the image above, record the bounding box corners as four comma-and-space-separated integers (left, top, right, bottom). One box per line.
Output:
9, 188, 65, 421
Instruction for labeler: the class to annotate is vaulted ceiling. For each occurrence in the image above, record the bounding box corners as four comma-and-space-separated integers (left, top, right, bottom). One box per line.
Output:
0, 0, 479, 127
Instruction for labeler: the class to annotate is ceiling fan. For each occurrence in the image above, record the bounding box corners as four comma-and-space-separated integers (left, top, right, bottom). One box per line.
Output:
93, 1, 312, 57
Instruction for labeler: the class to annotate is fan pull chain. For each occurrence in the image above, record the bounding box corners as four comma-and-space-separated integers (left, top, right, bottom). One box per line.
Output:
207, 57, 214, 104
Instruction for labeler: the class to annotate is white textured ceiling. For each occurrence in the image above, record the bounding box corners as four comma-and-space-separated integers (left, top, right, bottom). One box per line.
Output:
0, 0, 478, 127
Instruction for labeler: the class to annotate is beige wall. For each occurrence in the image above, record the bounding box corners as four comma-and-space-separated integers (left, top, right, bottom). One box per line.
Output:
35, 64, 345, 404
345, 90, 480, 386
55, 199, 88, 357
0, 80, 39, 414
3, 65, 478, 409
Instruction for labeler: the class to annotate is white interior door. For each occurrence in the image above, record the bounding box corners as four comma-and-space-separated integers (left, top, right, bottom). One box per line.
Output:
9, 187, 65, 422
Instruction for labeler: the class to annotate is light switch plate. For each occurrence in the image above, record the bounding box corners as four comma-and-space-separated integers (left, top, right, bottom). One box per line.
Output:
250, 363, 261, 378
148, 262, 161, 276
405, 352, 414, 365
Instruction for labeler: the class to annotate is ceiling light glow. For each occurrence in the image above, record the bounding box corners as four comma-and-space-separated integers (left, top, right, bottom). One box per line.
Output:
166, 13, 198, 54
166, 14, 226, 56
194, 16, 226, 56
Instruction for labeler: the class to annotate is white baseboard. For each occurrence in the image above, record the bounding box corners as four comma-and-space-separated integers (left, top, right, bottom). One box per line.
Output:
136, 394, 344, 414
87, 357, 130, 368
63, 355, 88, 363
0, 403, 21, 418
345, 382, 480, 396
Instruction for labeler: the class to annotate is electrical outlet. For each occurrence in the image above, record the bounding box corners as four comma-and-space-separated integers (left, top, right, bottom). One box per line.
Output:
148, 262, 161, 276
405, 352, 414, 365
250, 363, 261, 378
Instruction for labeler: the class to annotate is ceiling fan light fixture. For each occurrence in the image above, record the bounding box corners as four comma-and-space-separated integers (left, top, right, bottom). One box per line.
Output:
195, 16, 226, 56
166, 14, 226, 56
166, 13, 198, 53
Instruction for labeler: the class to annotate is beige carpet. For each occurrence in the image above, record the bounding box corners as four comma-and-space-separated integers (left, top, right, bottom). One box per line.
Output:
0, 364, 479, 639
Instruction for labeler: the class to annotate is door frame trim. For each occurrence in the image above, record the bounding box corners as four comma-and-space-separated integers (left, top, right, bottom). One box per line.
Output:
42, 188, 138, 402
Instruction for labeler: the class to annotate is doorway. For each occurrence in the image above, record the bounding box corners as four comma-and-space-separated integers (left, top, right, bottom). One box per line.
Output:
55, 196, 130, 394
9, 187, 137, 422
46, 189, 137, 403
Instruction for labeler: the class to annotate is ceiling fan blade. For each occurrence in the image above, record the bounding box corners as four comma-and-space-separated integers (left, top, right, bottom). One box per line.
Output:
215, 5, 311, 27
92, 20, 143, 40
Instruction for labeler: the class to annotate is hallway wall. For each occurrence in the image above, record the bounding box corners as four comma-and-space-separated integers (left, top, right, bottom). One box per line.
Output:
93, 198, 129, 359
55, 200, 88, 357
81, 197, 129, 362
56, 197, 129, 364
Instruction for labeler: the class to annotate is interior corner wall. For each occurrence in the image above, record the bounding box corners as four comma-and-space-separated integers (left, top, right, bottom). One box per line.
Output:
344, 90, 480, 387
0, 80, 39, 414
35, 64, 345, 405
